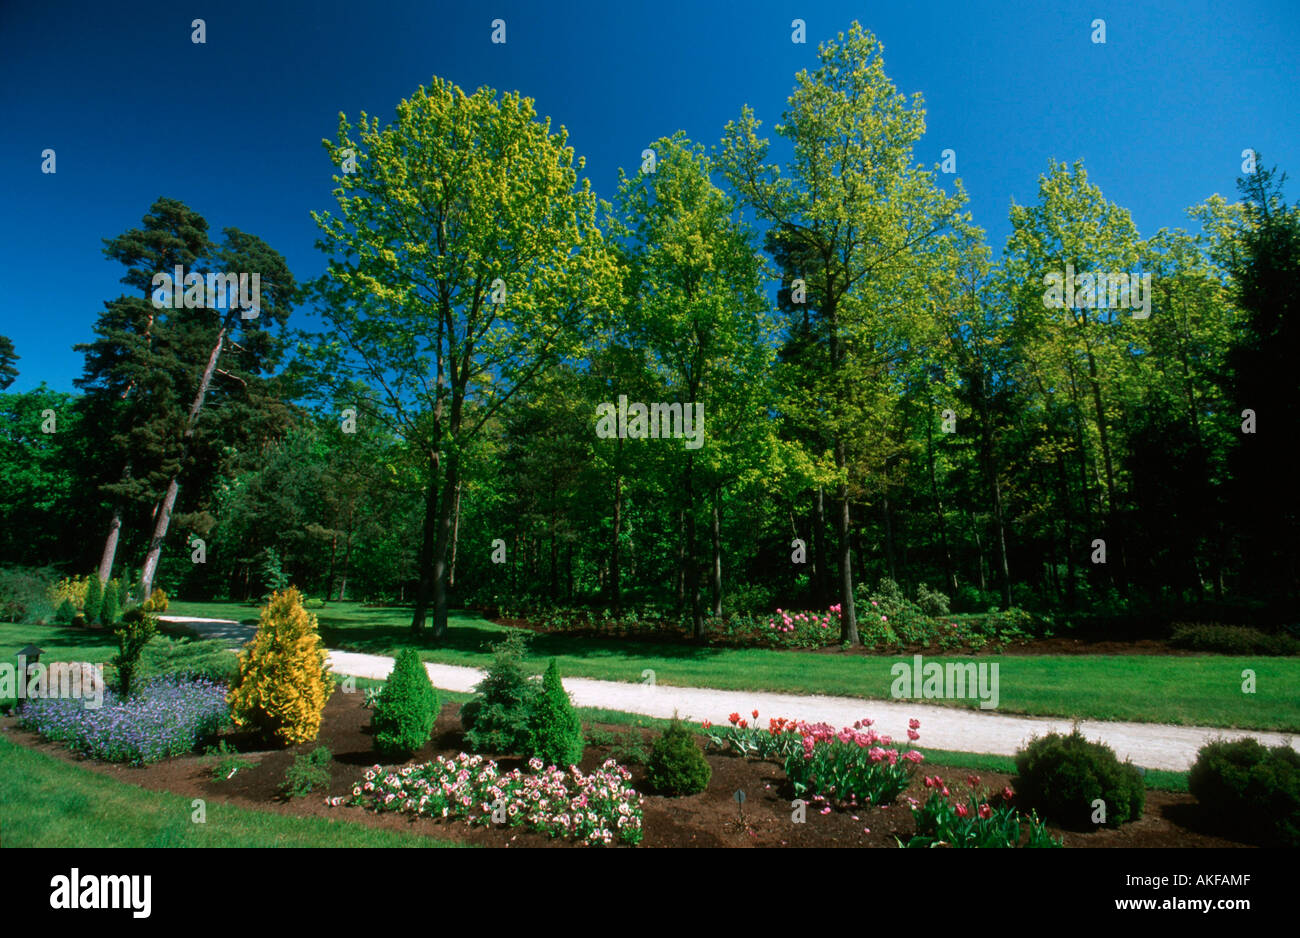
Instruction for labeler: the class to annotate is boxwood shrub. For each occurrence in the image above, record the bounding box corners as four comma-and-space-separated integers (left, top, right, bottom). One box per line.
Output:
1013, 730, 1145, 829
1188, 738, 1300, 846
647, 717, 711, 796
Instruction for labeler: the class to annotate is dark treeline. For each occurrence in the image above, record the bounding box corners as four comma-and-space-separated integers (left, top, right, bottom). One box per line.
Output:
2, 26, 1296, 639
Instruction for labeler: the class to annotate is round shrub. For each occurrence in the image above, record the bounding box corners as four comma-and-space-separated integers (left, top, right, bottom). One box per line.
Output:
530, 658, 584, 768
1013, 730, 1145, 829
1189, 738, 1300, 846
647, 717, 711, 796
142, 587, 169, 614
372, 648, 438, 759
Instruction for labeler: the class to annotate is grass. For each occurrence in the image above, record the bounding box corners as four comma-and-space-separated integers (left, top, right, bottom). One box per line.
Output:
220, 601, 1300, 733
0, 734, 462, 847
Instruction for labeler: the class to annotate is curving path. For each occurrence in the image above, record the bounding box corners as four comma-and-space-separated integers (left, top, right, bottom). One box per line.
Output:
160, 616, 1297, 772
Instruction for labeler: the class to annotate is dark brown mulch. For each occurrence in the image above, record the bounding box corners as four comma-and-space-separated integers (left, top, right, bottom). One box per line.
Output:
1, 692, 1252, 848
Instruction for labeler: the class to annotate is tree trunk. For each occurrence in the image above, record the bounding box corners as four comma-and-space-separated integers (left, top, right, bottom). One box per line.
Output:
410, 449, 442, 633
925, 406, 958, 593
610, 439, 623, 614
813, 487, 829, 607
710, 487, 723, 618
835, 439, 859, 645
97, 501, 124, 584
139, 312, 234, 598
448, 478, 462, 589
685, 457, 704, 640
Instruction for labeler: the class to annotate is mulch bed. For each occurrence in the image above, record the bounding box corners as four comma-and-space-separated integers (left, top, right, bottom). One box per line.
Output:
1, 692, 1252, 848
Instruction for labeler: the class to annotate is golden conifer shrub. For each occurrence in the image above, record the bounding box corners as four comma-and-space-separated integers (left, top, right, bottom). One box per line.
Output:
228, 588, 334, 746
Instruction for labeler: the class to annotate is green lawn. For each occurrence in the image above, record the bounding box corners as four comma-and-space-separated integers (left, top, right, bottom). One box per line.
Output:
20, 602, 1300, 732
0, 734, 460, 847
254, 602, 1297, 733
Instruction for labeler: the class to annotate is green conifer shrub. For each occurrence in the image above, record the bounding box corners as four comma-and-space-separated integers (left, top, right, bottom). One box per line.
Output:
371, 648, 439, 758
530, 658, 584, 768
647, 716, 711, 796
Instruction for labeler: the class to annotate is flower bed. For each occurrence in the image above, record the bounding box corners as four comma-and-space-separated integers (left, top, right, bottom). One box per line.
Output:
18, 676, 228, 765
337, 753, 644, 846
903, 774, 1062, 848
496, 599, 1039, 652
703, 709, 926, 807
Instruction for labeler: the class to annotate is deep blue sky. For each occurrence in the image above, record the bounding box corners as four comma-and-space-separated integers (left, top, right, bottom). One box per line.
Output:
2, 0, 1297, 393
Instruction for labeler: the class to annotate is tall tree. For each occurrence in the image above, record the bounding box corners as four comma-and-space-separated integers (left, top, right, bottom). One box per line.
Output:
609, 131, 772, 637
1224, 161, 1300, 602
308, 78, 620, 638
719, 22, 964, 643
0, 336, 18, 390
138, 228, 296, 597
76, 197, 215, 584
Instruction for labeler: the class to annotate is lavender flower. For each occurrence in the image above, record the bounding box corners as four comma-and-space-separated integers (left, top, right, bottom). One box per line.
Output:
18, 676, 229, 765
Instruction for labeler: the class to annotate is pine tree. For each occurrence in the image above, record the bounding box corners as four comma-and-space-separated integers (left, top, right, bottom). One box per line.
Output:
0, 335, 18, 390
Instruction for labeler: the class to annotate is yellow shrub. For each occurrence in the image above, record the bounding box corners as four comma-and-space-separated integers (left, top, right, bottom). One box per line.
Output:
142, 587, 169, 613
227, 588, 334, 746
49, 575, 91, 610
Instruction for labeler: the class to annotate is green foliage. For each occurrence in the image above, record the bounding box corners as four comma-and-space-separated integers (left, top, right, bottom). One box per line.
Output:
1170, 623, 1299, 656
99, 581, 121, 627
84, 575, 103, 626
1013, 730, 1145, 829
259, 547, 291, 595
206, 740, 258, 781
904, 784, 1062, 848
461, 632, 540, 755
282, 746, 333, 798
1189, 738, 1300, 846
915, 583, 951, 617
0, 566, 58, 624
138, 637, 237, 685
646, 717, 711, 796
111, 607, 158, 697
785, 740, 918, 807
529, 658, 584, 769
371, 648, 438, 758
53, 598, 77, 625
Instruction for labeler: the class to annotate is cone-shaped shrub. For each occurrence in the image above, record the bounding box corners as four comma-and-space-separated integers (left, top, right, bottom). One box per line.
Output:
462, 631, 538, 754
112, 606, 157, 697
530, 658, 584, 768
228, 587, 334, 746
84, 575, 103, 625
647, 716, 711, 796
53, 598, 77, 625
372, 648, 438, 758
99, 581, 121, 627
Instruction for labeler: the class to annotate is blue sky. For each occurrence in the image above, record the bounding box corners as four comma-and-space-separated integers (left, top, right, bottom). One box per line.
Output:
2, 0, 1296, 393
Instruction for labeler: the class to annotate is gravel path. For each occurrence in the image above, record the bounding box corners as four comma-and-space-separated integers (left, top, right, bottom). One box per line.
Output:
161, 616, 1296, 772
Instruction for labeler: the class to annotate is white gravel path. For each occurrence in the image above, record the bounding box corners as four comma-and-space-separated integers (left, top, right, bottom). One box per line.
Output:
161, 616, 1296, 772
